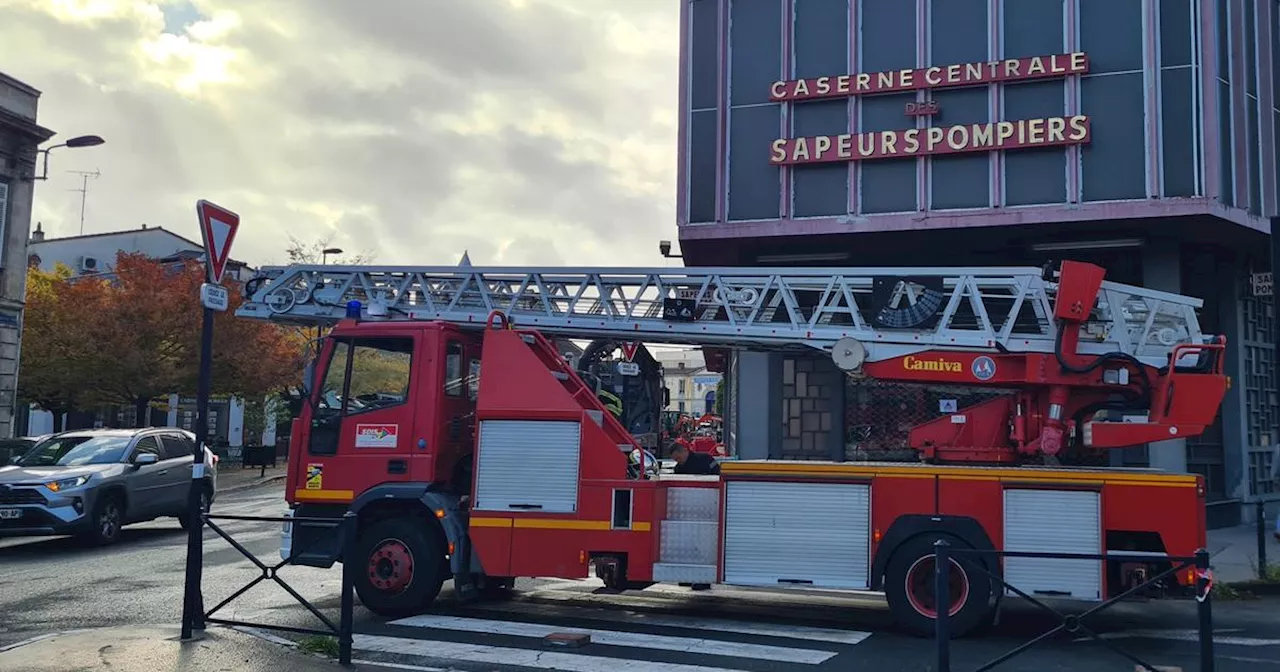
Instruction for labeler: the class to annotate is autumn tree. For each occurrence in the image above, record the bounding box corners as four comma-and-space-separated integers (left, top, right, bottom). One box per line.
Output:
18, 264, 110, 429
39, 252, 306, 426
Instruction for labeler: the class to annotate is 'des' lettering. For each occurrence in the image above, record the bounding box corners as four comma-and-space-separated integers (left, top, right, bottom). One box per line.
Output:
903, 355, 963, 373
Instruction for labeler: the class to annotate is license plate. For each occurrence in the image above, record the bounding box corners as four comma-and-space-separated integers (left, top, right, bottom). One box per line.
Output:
0, 508, 21, 520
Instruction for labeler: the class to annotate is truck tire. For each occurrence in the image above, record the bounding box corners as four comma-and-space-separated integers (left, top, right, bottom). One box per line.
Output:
883, 533, 993, 638
353, 517, 446, 617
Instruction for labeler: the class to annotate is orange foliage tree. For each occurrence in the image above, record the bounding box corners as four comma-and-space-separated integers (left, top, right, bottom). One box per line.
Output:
18, 264, 111, 429
21, 252, 306, 425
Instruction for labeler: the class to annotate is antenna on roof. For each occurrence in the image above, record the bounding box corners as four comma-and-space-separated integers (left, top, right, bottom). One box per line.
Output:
67, 168, 101, 235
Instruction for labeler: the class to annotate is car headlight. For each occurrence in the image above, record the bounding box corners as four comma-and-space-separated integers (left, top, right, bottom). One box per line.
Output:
45, 474, 92, 492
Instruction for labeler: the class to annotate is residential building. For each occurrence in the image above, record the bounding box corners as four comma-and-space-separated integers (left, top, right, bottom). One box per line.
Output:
27, 222, 250, 282
655, 348, 721, 415
0, 72, 55, 439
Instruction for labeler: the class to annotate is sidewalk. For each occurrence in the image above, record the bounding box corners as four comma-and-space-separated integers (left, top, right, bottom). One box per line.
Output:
1207, 521, 1280, 585
0, 625, 397, 672
217, 462, 288, 493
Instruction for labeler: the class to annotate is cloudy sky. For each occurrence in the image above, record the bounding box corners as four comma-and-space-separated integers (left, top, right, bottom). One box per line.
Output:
1, 0, 680, 268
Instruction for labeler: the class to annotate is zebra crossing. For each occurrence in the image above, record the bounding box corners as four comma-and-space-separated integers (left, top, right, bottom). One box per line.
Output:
348, 603, 876, 671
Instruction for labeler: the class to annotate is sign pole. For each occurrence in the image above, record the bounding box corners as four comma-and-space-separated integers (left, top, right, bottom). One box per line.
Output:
182, 200, 240, 639
181, 303, 214, 637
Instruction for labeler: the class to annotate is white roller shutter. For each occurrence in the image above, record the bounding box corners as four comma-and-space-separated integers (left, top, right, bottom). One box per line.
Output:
1003, 489, 1102, 600
722, 481, 870, 590
473, 420, 580, 513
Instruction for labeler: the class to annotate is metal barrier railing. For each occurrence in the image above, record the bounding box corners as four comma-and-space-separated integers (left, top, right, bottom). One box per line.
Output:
198, 511, 356, 665
933, 541, 1214, 672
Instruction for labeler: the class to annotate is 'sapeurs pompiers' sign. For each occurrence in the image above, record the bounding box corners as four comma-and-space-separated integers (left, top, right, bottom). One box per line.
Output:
768, 51, 1092, 165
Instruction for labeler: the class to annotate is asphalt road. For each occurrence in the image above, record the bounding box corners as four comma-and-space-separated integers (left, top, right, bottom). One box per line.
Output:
1, 483, 1279, 671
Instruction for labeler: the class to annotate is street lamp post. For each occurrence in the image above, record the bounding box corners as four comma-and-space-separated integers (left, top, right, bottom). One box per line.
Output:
317, 247, 344, 343
32, 134, 105, 181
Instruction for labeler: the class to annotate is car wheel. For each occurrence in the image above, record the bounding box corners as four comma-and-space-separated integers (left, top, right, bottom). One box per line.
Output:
353, 517, 446, 618
84, 496, 124, 546
883, 533, 994, 638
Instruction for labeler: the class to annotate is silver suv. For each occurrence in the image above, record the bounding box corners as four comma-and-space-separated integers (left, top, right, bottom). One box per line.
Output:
0, 428, 218, 545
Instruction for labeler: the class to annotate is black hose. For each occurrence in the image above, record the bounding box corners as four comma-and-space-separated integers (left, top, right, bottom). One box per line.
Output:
1053, 321, 1153, 406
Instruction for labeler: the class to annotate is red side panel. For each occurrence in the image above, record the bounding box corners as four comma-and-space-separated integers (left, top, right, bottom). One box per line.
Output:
469, 522, 513, 576
1054, 260, 1106, 321
578, 415, 629, 481
1102, 479, 1206, 581
871, 476, 936, 560
476, 329, 583, 421
937, 476, 1003, 548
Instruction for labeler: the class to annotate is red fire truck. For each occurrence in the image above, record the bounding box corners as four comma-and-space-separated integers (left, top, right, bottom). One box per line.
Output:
237, 260, 1227, 637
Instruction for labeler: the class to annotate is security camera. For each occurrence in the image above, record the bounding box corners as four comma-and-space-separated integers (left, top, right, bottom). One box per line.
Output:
659, 240, 672, 257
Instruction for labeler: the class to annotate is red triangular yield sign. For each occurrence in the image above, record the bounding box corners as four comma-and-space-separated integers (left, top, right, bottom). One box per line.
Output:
196, 200, 240, 285
620, 342, 639, 362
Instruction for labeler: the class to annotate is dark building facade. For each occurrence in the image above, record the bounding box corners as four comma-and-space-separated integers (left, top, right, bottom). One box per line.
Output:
676, 0, 1280, 527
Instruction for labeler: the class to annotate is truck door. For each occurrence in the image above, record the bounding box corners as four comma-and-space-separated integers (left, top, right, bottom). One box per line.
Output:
304, 334, 419, 500
437, 337, 481, 493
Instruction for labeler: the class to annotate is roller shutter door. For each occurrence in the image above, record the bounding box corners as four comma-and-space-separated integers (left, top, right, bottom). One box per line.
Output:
473, 420, 580, 513
722, 481, 870, 589
1003, 488, 1102, 600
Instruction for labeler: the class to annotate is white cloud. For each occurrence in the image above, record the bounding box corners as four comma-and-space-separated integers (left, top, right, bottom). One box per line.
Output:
0, 0, 680, 268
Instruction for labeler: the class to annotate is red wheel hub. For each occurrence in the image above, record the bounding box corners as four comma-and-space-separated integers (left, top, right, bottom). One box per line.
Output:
367, 539, 414, 594
905, 554, 970, 618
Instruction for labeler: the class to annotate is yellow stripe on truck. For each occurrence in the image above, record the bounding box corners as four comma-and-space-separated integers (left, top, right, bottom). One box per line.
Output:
470, 517, 651, 532
293, 489, 355, 502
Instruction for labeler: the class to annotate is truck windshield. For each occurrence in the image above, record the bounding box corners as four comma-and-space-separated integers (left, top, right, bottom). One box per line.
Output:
15, 436, 132, 467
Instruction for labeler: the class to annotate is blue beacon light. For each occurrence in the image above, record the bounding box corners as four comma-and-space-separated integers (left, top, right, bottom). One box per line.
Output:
346, 300, 363, 319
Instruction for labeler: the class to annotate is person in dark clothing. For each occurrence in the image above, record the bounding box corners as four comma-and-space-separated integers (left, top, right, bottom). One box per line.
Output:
669, 444, 718, 591
671, 444, 720, 475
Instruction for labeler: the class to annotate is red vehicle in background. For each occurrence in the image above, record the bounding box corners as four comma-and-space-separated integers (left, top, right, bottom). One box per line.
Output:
238, 260, 1227, 638
671, 413, 725, 457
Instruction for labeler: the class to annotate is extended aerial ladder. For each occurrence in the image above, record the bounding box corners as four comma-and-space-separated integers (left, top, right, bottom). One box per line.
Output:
237, 259, 1228, 465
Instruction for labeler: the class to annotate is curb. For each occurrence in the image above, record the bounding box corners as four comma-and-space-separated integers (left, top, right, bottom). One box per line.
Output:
0, 629, 92, 655
1225, 580, 1280, 596
219, 473, 287, 495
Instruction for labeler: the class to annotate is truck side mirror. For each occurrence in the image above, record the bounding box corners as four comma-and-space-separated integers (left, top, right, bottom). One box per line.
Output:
662, 386, 670, 407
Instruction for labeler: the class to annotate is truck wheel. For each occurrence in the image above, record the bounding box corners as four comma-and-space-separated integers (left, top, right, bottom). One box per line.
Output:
883, 533, 993, 638
353, 517, 445, 618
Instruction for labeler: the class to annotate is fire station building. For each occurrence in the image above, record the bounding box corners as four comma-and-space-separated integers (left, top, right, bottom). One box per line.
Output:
674, 0, 1280, 528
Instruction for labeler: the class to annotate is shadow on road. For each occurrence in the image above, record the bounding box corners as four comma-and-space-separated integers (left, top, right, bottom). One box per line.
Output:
0, 526, 187, 558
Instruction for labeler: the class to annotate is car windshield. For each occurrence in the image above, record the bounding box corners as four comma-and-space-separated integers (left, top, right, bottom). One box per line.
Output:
15, 436, 132, 467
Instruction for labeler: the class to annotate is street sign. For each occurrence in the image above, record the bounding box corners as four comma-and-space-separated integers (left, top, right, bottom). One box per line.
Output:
1252, 272, 1273, 297
200, 283, 229, 312
196, 200, 240, 285
620, 342, 639, 362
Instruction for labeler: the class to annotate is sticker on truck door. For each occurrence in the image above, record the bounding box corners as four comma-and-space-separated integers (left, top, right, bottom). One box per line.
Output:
305, 463, 323, 490
354, 423, 399, 448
